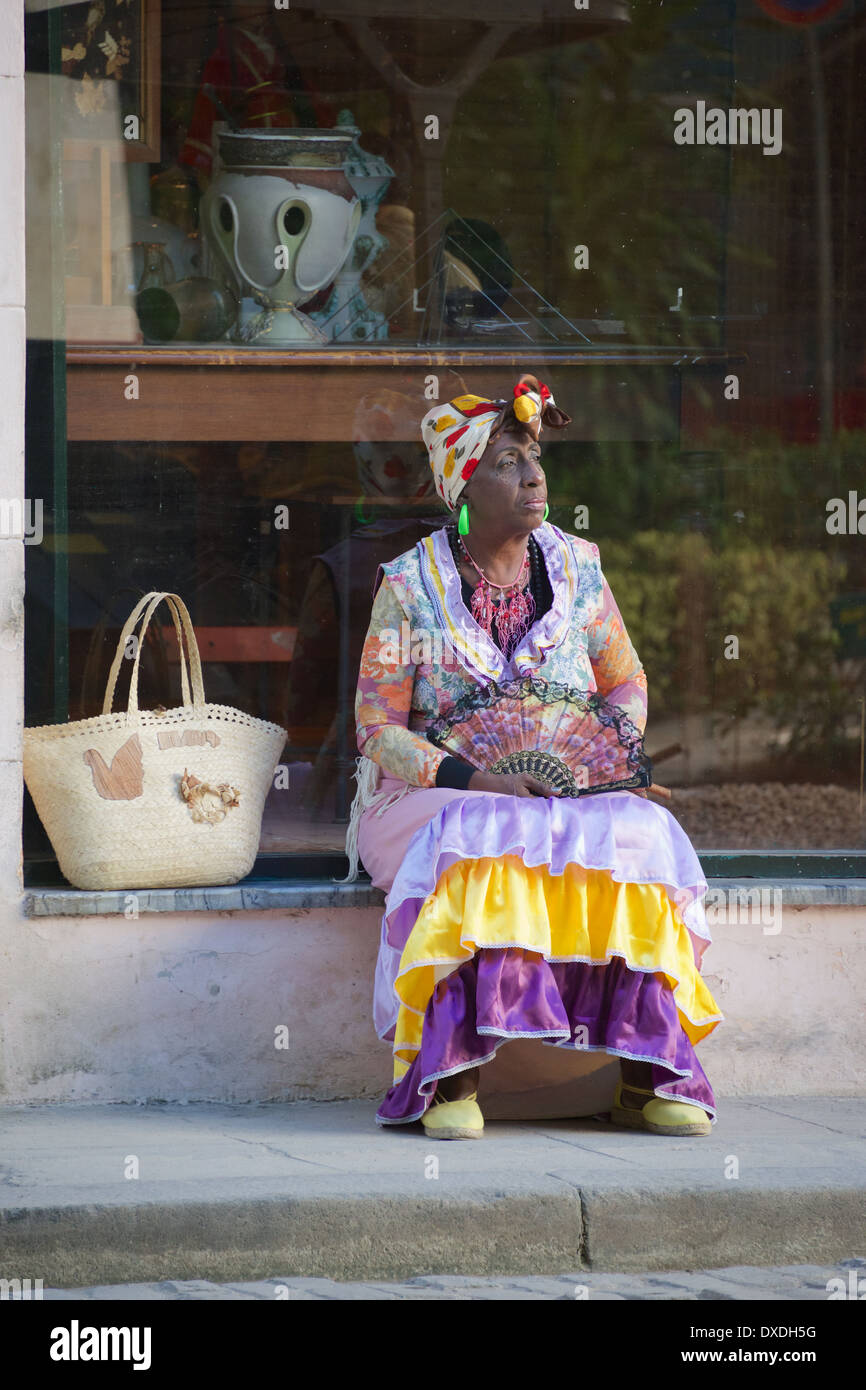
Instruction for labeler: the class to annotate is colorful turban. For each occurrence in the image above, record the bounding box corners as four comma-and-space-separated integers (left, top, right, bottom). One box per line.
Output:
420, 375, 571, 510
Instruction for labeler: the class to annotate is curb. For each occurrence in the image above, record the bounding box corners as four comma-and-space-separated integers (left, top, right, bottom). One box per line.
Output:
2, 1185, 864, 1285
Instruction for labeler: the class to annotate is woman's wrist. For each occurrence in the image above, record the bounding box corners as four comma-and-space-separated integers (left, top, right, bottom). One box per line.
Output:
435, 755, 477, 790
467, 769, 500, 793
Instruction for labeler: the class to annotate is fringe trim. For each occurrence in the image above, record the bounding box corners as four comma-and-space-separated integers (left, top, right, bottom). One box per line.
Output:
334, 755, 415, 883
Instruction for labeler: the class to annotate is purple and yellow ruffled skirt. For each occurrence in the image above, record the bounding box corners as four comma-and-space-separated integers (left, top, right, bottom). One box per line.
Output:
358, 780, 722, 1126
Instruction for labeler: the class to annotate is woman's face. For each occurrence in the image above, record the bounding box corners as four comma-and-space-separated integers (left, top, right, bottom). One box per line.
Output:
460, 425, 547, 533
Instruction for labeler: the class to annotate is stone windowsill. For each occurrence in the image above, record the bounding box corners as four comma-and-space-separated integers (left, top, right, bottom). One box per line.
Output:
21, 877, 866, 918
21, 878, 385, 917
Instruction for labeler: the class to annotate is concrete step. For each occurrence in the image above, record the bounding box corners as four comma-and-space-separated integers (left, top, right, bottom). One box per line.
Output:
1, 1097, 864, 1287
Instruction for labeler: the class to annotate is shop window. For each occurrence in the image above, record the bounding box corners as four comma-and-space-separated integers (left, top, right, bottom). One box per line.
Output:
23, 0, 866, 881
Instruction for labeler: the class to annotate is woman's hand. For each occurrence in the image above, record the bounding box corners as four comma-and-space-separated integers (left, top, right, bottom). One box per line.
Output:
468, 769, 561, 797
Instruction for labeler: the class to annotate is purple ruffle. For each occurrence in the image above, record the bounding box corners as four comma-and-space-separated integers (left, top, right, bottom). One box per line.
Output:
376, 949, 716, 1125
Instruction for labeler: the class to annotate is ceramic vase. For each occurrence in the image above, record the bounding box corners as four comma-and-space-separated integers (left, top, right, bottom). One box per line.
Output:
200, 126, 361, 345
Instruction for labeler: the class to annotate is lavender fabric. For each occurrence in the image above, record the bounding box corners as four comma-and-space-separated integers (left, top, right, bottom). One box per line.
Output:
372, 788, 711, 1042
415, 522, 586, 686
376, 949, 716, 1126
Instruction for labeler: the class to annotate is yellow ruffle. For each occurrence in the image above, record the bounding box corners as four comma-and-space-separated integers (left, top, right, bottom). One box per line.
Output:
391, 855, 722, 1082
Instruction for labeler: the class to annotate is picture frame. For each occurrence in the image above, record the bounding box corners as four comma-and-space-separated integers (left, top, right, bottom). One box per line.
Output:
60, 0, 161, 163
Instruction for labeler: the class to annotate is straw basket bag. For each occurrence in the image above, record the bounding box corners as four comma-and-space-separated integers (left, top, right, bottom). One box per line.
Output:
23, 591, 288, 891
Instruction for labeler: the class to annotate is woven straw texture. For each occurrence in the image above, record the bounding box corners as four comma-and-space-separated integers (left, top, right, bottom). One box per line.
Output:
23, 592, 287, 891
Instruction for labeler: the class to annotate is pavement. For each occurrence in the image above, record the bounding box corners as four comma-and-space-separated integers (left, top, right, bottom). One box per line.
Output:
0, 1096, 864, 1287
29, 1262, 866, 1301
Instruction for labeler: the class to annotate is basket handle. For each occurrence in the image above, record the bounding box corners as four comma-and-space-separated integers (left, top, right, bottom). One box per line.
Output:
126, 592, 206, 720
102, 592, 194, 715
102, 591, 193, 716
102, 592, 205, 719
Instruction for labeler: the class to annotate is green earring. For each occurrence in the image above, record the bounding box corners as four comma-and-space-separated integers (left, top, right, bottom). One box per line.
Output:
458, 502, 470, 535
543, 502, 549, 521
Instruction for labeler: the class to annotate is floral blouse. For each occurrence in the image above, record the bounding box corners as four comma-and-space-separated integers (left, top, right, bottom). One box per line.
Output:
354, 522, 647, 789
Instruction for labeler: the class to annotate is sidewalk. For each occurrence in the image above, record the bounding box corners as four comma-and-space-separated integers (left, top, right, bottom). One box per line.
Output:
35, 1263, 866, 1301
1, 1097, 864, 1287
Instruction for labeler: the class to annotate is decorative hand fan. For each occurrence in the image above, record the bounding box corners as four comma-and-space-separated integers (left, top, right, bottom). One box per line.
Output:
427, 677, 652, 797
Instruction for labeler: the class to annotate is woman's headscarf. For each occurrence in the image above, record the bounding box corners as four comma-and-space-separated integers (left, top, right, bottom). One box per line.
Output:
420, 374, 571, 510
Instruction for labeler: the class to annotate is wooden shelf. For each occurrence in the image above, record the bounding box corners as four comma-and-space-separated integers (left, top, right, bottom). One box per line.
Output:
67, 344, 744, 368
65, 344, 746, 443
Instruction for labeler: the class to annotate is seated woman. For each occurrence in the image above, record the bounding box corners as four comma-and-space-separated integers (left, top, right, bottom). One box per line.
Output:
343, 375, 722, 1140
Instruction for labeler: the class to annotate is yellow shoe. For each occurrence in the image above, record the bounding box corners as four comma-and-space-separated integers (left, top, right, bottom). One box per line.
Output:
610, 1080, 712, 1137
421, 1089, 484, 1140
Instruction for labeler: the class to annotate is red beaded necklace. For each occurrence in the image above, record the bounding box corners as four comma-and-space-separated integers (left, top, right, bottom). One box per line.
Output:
457, 532, 536, 659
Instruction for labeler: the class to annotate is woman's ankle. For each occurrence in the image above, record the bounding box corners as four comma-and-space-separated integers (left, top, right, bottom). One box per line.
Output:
438, 1067, 479, 1101
620, 1057, 654, 1091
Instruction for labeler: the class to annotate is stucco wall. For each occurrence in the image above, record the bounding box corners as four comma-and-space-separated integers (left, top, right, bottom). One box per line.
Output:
0, 901, 863, 1106
0, 906, 391, 1103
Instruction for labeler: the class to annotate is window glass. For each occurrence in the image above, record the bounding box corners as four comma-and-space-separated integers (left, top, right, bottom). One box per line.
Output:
23, 0, 866, 869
